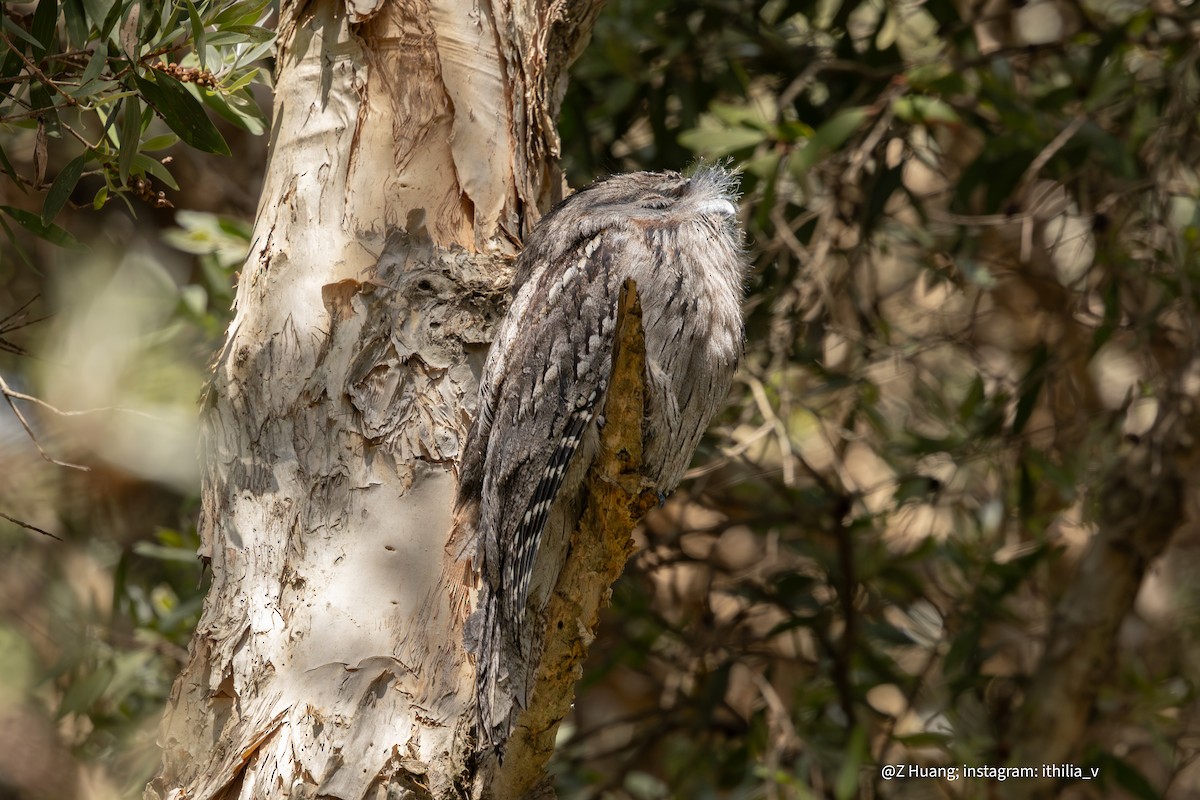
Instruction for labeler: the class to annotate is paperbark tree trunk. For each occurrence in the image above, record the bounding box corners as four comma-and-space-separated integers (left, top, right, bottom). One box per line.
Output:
146, 2, 604, 798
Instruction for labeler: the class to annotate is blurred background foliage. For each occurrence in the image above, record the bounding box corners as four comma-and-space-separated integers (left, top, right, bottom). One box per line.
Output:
0, 0, 266, 797
2, 0, 1200, 799
557, 1, 1200, 799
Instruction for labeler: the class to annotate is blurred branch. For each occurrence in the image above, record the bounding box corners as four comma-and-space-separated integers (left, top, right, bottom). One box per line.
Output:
486, 279, 658, 799
1003, 392, 1197, 797
1014, 116, 1086, 204
0, 374, 90, 471
0, 296, 46, 356
0, 510, 61, 540
0, 373, 160, 471
748, 375, 795, 487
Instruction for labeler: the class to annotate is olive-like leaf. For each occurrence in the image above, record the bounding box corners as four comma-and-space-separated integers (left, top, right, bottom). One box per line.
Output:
133, 72, 230, 155
99, 0, 127, 41
119, 1, 141, 56
132, 153, 179, 190
185, 0, 206, 67
118, 96, 141, 183
140, 133, 180, 152
212, 0, 273, 27
0, 205, 86, 249
0, 144, 22, 191
30, 0, 58, 57
42, 153, 88, 224
82, 48, 108, 84
790, 107, 871, 176
199, 86, 267, 136
62, 0, 89, 49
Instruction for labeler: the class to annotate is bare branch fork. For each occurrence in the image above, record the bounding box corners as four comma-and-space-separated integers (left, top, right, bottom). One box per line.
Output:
0, 373, 91, 472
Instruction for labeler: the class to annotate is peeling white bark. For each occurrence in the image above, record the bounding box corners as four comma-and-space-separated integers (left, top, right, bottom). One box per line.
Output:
147, 2, 602, 798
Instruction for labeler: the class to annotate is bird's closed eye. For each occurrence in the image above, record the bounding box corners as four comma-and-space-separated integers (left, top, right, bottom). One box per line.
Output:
640, 194, 673, 209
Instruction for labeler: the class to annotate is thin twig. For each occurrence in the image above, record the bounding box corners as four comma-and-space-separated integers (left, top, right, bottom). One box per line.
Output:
1, 381, 162, 421
748, 375, 796, 487
1016, 116, 1087, 201
0, 28, 79, 107
0, 511, 61, 540
0, 296, 41, 330
683, 420, 776, 479
844, 83, 902, 186
0, 374, 90, 470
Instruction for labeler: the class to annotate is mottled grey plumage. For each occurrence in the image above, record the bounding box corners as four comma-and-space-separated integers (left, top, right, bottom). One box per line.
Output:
456, 165, 747, 750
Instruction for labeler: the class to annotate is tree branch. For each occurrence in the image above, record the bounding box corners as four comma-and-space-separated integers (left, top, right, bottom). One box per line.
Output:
0, 373, 91, 471
484, 279, 658, 799
1002, 393, 1197, 797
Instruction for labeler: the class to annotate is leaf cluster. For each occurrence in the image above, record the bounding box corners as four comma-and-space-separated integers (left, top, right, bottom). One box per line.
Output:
0, 0, 273, 252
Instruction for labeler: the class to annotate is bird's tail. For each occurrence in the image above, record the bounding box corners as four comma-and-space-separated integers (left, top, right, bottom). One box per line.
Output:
470, 582, 524, 752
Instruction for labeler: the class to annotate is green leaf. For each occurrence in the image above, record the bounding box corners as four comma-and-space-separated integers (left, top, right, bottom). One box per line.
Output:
140, 133, 180, 152
2, 15, 44, 50
81, 0, 115, 29
232, 38, 277, 69
42, 153, 87, 224
1091, 279, 1119, 355
1012, 345, 1048, 435
132, 153, 179, 189
100, 0, 127, 41
212, 24, 276, 44
212, 0, 273, 27
77, 79, 120, 103
133, 71, 231, 155
922, 0, 962, 25
952, 149, 1027, 214
133, 541, 205, 562
0, 58, 22, 103
742, 150, 781, 180
58, 662, 115, 717
958, 373, 986, 424
118, 96, 141, 183
1076, 121, 1137, 180
708, 100, 770, 129
678, 123, 766, 158
94, 101, 122, 147
623, 771, 668, 800
222, 67, 261, 95
62, 0, 89, 49
29, 84, 60, 139
864, 619, 918, 645
185, 0, 206, 67
0, 144, 22, 190
143, 3, 184, 48
1090, 752, 1159, 800
861, 162, 904, 237
30, 0, 58, 57
0, 205, 85, 249
204, 31, 247, 47
0, 217, 36, 269
200, 86, 267, 135
75, 47, 108, 94
893, 475, 939, 505
892, 95, 961, 126
93, 184, 108, 210
834, 726, 868, 800
791, 107, 871, 175
217, 216, 252, 240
